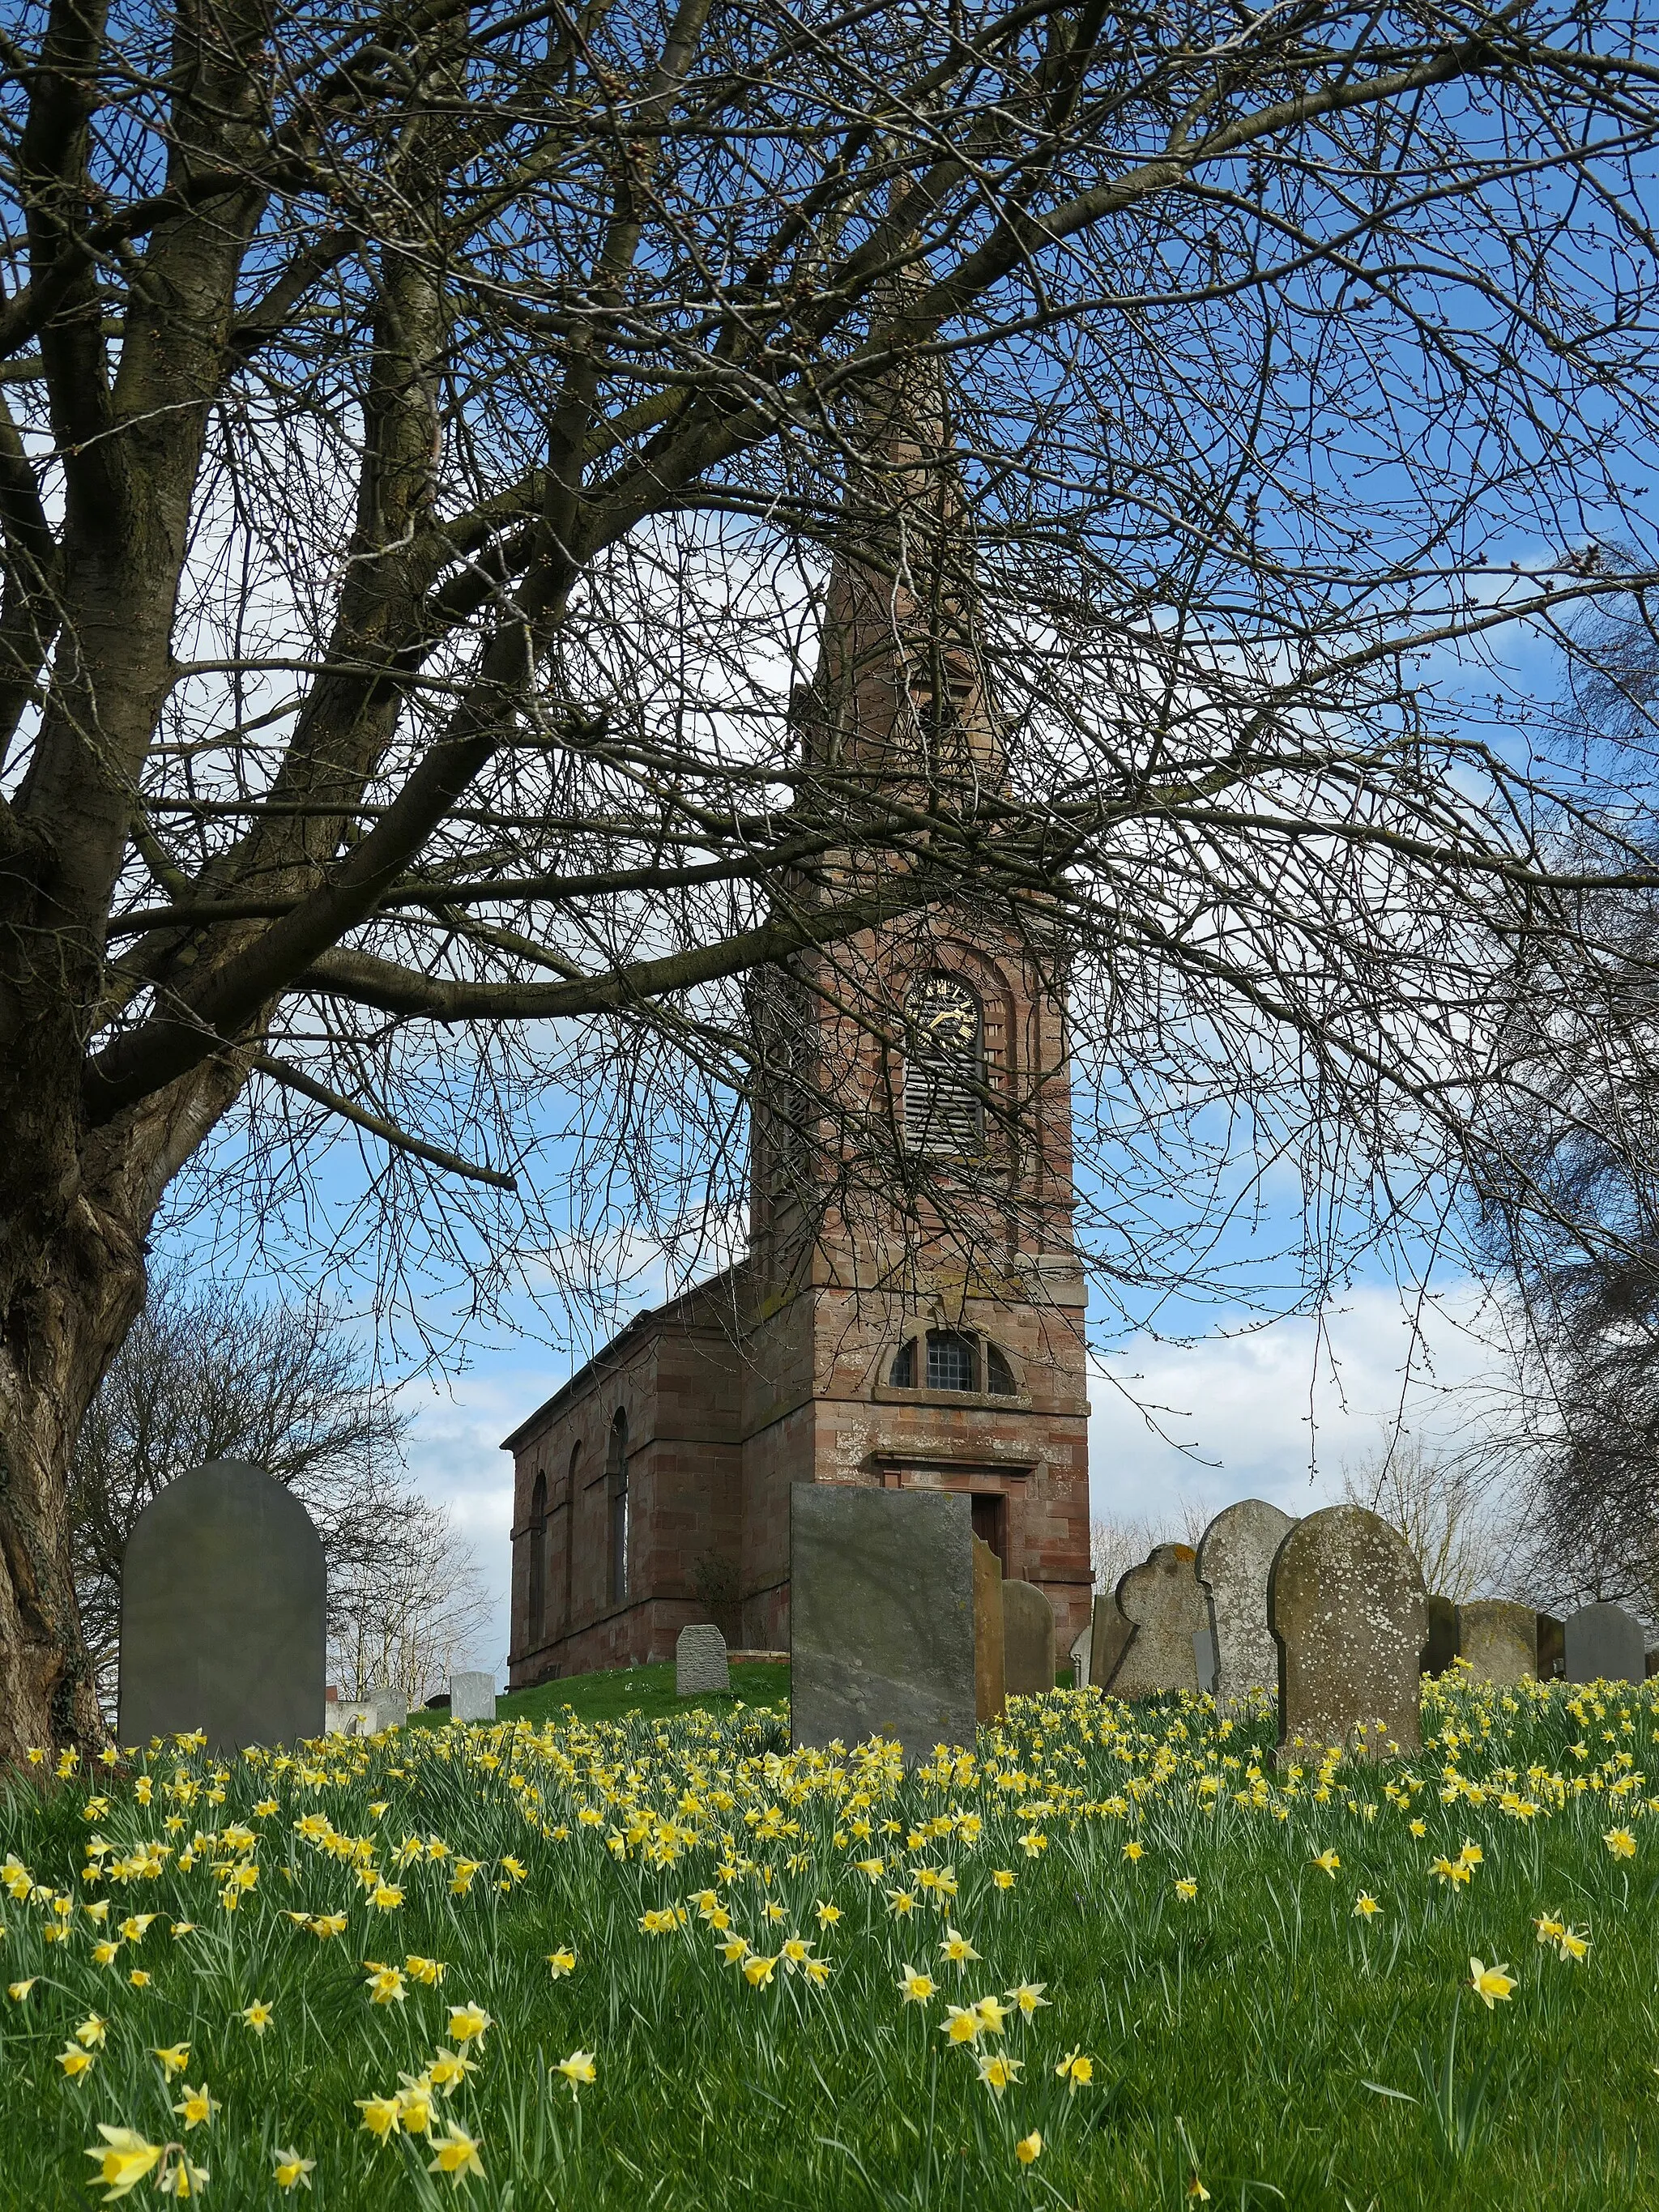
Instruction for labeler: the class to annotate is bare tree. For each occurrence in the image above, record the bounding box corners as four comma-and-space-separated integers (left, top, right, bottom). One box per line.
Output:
7, 0, 1659, 1754
70, 1272, 408, 1706
1339, 1434, 1509, 1601
328, 1494, 493, 1707
1091, 1500, 1208, 1601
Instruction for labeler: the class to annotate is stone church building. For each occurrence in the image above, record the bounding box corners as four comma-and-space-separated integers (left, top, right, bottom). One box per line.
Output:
503, 422, 1093, 1683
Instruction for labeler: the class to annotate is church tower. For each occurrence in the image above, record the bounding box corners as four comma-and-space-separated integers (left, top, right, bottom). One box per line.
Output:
501, 387, 1092, 1684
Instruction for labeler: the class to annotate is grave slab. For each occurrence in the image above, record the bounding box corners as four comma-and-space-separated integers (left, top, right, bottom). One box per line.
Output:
791, 1484, 975, 1760
973, 1537, 1006, 1724
676, 1623, 731, 1697
1268, 1505, 1427, 1762
1001, 1580, 1056, 1697
1563, 1600, 1644, 1685
449, 1671, 497, 1723
1195, 1499, 1296, 1705
119, 1460, 325, 1754
1456, 1601, 1536, 1685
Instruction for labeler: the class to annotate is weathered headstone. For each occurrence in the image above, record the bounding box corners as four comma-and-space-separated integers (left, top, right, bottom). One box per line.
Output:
973, 1536, 1005, 1724
676, 1622, 731, 1696
119, 1460, 325, 1754
1001, 1579, 1056, 1697
449, 1671, 497, 1722
1107, 1545, 1210, 1698
1537, 1613, 1565, 1680
791, 1485, 975, 1760
1419, 1595, 1461, 1678
1195, 1498, 1296, 1703
1268, 1505, 1427, 1762
1456, 1600, 1536, 1685
365, 1683, 407, 1731
1088, 1590, 1134, 1691
1069, 1624, 1090, 1688
1563, 1600, 1644, 1685
1193, 1627, 1217, 1697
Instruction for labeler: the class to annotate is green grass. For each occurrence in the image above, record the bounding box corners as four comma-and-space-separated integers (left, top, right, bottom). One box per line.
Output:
3, 1676, 1658, 2209
408, 1660, 792, 1732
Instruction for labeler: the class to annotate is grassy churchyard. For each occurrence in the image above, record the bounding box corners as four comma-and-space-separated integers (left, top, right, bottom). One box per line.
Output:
2, 1672, 1657, 2209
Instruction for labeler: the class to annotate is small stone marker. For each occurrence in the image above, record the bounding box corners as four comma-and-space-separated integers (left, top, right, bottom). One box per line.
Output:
1001, 1579, 1056, 1696
1195, 1498, 1296, 1703
1537, 1613, 1565, 1679
1088, 1590, 1134, 1690
449, 1671, 497, 1722
791, 1484, 975, 1760
1108, 1545, 1210, 1698
676, 1622, 731, 1696
1456, 1601, 1536, 1685
1069, 1624, 1090, 1688
1420, 1595, 1461, 1677
1563, 1600, 1644, 1685
119, 1460, 325, 1754
1268, 1505, 1427, 1761
365, 1683, 407, 1732
973, 1536, 1006, 1724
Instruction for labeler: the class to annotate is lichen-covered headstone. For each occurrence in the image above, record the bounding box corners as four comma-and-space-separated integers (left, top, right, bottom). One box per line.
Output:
1456, 1601, 1536, 1685
1001, 1579, 1056, 1696
1108, 1545, 1209, 1698
973, 1536, 1005, 1724
119, 1460, 325, 1754
676, 1623, 731, 1696
1089, 1590, 1134, 1691
1268, 1505, 1427, 1762
449, 1672, 497, 1722
1195, 1498, 1296, 1704
1420, 1595, 1461, 1678
791, 1485, 975, 1761
1563, 1600, 1644, 1685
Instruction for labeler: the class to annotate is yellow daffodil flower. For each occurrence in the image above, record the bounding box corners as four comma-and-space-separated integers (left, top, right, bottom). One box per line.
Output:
240, 1998, 273, 2033
975, 2051, 1023, 2094
1353, 1893, 1381, 1918
427, 2125, 485, 2184
446, 2001, 491, 2047
1469, 1957, 1515, 2009
554, 2049, 597, 2093
173, 2082, 219, 2129
272, 2147, 315, 2191
1016, 2132, 1043, 2165
1605, 1826, 1637, 1859
546, 1946, 577, 1977
1056, 2048, 1095, 2091
898, 1965, 936, 2003
356, 2094, 401, 2141
152, 2045, 190, 2079
83, 2126, 162, 2201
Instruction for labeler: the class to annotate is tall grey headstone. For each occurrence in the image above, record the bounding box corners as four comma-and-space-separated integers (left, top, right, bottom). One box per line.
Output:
1195, 1498, 1296, 1704
119, 1460, 325, 1754
449, 1672, 497, 1723
791, 1484, 975, 1762
1268, 1505, 1427, 1762
1001, 1580, 1056, 1696
1563, 1601, 1644, 1685
1193, 1628, 1217, 1698
1089, 1590, 1134, 1690
1107, 1545, 1209, 1698
676, 1622, 731, 1696
1069, 1624, 1091, 1688
1456, 1601, 1536, 1685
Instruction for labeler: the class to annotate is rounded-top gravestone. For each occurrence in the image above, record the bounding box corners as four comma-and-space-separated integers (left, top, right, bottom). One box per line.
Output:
119, 1460, 325, 1754
676, 1622, 730, 1697
1195, 1498, 1296, 1705
1000, 1579, 1056, 1697
1563, 1600, 1644, 1685
1268, 1505, 1427, 1762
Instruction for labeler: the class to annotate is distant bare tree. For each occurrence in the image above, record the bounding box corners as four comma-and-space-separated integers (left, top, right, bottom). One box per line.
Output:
9, 0, 1659, 1754
328, 1494, 493, 1707
1091, 1499, 1208, 1601
1339, 1434, 1509, 1602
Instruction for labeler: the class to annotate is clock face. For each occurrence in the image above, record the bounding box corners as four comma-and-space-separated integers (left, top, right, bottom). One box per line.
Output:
913, 975, 979, 1051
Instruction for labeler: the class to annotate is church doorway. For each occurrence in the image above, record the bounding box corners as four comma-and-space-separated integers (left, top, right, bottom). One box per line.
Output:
970, 1491, 1007, 1571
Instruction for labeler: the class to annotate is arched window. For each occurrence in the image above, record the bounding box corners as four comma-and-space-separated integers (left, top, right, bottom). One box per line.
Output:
563, 1442, 580, 1634
926, 1329, 977, 1392
904, 973, 983, 1153
985, 1343, 1017, 1396
607, 1411, 629, 1607
527, 1471, 548, 1646
889, 1339, 917, 1387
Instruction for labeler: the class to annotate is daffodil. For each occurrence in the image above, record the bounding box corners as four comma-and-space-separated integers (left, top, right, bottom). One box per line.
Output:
152, 2044, 190, 2078
973, 1993, 1011, 2034
1056, 2047, 1095, 2091
447, 2001, 492, 2047
1310, 1848, 1340, 1877
173, 2082, 219, 2130
940, 2004, 982, 2045
1016, 2133, 1043, 2166
975, 2051, 1023, 2095
1605, 1826, 1637, 1859
83, 2126, 162, 2201
555, 2049, 597, 2094
272, 2148, 315, 2191
404, 1954, 446, 1985
356, 2094, 401, 2141
743, 1953, 778, 1988
1122, 1841, 1144, 1862
1174, 1877, 1198, 1902
992, 1869, 1017, 1890
395, 2072, 436, 2135
240, 1997, 273, 2033
156, 2153, 210, 2198
58, 2042, 96, 2079
427, 2125, 485, 2184
546, 1946, 577, 1977
939, 1926, 980, 1969
1007, 1980, 1049, 2016
1353, 1892, 1381, 1918
898, 1964, 936, 2003
7, 1978, 36, 2001
1469, 1957, 1516, 2009
74, 2012, 107, 2048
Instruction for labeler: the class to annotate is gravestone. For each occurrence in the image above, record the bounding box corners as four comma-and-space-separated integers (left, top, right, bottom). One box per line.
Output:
1069, 1624, 1090, 1688
972, 1536, 1006, 1724
1193, 1628, 1217, 1698
1088, 1590, 1135, 1691
1456, 1600, 1536, 1685
676, 1622, 731, 1696
449, 1671, 497, 1723
1001, 1580, 1056, 1697
1537, 1613, 1565, 1680
1195, 1498, 1296, 1703
1420, 1595, 1461, 1677
119, 1460, 325, 1754
1268, 1504, 1427, 1762
1107, 1545, 1210, 1698
791, 1485, 975, 1760
365, 1684, 407, 1731
1563, 1600, 1644, 1685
